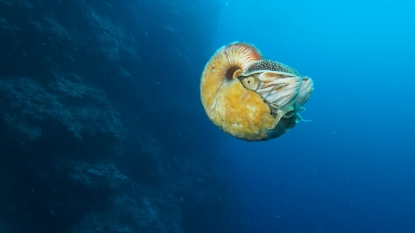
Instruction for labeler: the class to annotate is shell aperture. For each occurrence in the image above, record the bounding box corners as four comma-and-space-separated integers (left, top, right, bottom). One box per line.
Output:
200, 42, 314, 141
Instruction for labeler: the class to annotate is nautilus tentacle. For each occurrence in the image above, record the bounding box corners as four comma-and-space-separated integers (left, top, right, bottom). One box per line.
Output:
296, 77, 314, 106
200, 42, 314, 141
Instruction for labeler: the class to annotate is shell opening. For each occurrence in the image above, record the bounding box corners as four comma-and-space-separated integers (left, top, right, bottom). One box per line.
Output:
225, 66, 242, 81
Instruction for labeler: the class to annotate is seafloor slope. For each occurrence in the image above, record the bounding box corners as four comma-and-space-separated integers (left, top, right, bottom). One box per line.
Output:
0, 0, 238, 232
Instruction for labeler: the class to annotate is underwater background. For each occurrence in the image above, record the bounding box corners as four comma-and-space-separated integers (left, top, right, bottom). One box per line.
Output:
0, 0, 414, 233
214, 0, 415, 232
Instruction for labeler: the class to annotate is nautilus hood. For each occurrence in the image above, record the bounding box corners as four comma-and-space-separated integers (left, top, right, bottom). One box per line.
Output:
200, 42, 314, 141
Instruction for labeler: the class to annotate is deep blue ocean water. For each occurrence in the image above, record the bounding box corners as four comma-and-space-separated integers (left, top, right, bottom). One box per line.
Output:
2, 0, 414, 232
210, 0, 415, 232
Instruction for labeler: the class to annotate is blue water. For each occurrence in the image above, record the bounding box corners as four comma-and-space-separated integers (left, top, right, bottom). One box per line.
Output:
211, 0, 415, 232
2, 0, 414, 232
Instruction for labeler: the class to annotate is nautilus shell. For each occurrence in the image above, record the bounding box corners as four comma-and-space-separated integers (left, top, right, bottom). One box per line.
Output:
200, 42, 314, 141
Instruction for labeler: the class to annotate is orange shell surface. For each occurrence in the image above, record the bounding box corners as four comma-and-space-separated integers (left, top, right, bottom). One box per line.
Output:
200, 42, 282, 141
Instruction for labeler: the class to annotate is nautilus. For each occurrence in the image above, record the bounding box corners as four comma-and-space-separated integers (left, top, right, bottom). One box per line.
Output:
200, 42, 314, 141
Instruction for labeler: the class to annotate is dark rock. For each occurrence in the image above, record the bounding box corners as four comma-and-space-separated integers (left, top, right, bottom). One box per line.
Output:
0, 0, 239, 232
0, 76, 125, 145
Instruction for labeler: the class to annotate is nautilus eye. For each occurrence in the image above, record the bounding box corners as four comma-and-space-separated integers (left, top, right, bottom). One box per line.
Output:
239, 76, 259, 91
200, 42, 314, 141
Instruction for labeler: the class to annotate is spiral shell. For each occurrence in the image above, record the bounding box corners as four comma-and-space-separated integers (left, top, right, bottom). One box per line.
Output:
200, 42, 313, 141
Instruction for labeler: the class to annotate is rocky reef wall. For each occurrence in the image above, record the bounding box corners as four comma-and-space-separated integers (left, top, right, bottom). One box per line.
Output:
0, 0, 239, 232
